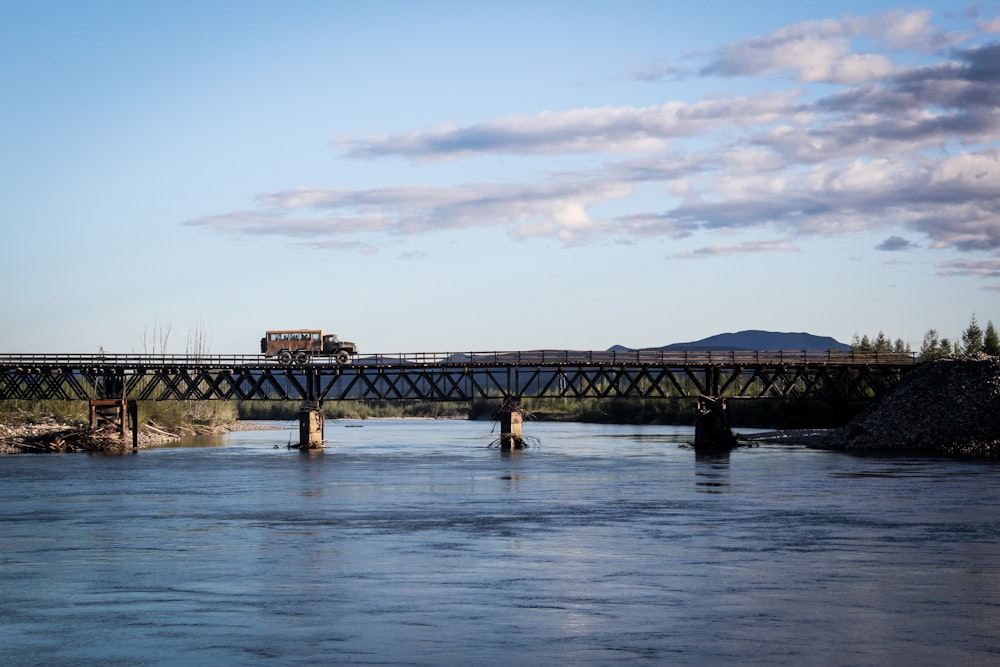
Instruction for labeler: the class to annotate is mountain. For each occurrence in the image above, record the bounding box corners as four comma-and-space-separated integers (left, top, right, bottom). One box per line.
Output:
611, 330, 852, 352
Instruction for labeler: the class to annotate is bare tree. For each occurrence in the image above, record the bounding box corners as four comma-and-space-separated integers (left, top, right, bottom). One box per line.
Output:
186, 315, 210, 359
185, 316, 212, 421
139, 316, 172, 355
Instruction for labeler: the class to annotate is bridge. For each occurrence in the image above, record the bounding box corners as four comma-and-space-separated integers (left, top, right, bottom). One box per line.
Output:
1, 349, 917, 449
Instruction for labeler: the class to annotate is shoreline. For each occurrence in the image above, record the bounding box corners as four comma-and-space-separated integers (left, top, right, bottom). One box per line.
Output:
0, 419, 291, 454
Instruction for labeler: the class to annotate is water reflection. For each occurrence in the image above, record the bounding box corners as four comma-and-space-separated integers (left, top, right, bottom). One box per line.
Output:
695, 450, 730, 492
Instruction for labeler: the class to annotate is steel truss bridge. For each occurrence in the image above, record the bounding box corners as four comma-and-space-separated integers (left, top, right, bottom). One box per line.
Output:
0, 350, 917, 404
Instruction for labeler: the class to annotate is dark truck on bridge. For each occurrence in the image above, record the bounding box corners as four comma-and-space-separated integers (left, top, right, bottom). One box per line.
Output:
261, 329, 358, 365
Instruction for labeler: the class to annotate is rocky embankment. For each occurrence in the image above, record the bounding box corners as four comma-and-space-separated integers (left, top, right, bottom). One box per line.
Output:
822, 355, 1000, 456
1, 420, 141, 454
1, 419, 282, 454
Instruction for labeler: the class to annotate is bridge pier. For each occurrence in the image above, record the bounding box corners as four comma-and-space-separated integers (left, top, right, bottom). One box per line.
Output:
89, 398, 127, 439
298, 402, 325, 449
498, 400, 525, 450
88, 398, 139, 450
694, 395, 738, 451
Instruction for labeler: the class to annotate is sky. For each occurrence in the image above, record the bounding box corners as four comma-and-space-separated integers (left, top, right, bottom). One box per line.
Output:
2, 0, 998, 355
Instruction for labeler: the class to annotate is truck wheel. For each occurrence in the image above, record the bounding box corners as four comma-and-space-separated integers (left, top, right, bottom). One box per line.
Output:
295, 352, 310, 365
336, 351, 351, 364
277, 351, 292, 365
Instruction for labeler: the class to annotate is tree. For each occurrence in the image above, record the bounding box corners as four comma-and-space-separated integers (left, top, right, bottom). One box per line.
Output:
186, 315, 210, 358
962, 313, 984, 355
920, 329, 947, 361
139, 316, 172, 354
185, 317, 211, 421
941, 338, 957, 355
984, 320, 1000, 356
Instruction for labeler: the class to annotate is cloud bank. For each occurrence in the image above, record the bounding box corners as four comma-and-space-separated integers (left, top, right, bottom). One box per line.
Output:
187, 9, 1000, 282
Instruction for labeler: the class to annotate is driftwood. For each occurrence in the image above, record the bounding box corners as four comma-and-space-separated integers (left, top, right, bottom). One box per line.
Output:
143, 421, 178, 438
14, 426, 129, 453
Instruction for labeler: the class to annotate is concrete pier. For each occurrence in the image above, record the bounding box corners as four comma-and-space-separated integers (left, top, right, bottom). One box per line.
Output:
694, 395, 738, 451
298, 403, 325, 449
498, 400, 524, 451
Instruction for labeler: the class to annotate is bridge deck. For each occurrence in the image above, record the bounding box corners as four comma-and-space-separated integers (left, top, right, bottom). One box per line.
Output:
0, 350, 916, 403
0, 349, 916, 368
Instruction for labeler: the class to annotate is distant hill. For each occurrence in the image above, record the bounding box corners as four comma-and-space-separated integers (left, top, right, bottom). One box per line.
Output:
611, 330, 852, 352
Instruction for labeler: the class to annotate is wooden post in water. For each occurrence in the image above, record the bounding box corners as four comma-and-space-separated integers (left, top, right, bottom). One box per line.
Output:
498, 399, 524, 451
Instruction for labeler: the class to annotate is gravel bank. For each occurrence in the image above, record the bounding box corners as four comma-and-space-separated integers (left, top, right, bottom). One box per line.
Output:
820, 355, 1000, 456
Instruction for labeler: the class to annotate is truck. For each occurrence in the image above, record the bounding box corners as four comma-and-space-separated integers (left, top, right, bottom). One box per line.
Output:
260, 329, 358, 365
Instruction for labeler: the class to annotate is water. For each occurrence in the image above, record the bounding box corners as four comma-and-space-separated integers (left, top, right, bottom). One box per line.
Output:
2, 420, 999, 666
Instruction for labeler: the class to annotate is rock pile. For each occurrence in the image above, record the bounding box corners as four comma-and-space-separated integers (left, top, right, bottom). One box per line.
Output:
824, 355, 1000, 456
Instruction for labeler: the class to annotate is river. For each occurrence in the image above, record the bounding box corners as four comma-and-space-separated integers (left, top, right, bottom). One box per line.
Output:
2, 419, 999, 666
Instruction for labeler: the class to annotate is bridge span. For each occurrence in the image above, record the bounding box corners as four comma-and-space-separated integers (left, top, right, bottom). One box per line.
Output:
1, 349, 916, 402
2, 349, 917, 449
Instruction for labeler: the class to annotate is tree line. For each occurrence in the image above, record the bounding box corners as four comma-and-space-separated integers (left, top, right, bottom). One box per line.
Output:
853, 313, 1000, 361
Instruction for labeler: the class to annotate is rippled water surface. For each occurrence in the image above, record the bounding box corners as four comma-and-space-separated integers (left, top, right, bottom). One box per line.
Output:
2, 420, 1000, 666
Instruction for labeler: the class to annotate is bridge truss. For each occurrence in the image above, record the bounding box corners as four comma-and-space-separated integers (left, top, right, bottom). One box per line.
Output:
0, 350, 916, 403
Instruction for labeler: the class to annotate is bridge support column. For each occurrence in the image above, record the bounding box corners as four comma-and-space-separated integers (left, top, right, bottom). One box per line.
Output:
498, 400, 524, 451
128, 400, 139, 452
694, 395, 738, 452
298, 402, 325, 449
89, 398, 128, 440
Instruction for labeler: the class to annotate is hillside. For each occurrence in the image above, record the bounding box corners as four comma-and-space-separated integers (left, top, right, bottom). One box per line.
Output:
612, 330, 851, 352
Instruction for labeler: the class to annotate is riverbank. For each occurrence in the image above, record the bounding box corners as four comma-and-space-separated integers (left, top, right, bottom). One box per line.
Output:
819, 355, 1000, 456
0, 419, 287, 454
741, 356, 1000, 456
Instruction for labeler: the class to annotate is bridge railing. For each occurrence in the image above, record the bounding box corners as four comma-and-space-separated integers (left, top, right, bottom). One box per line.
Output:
0, 353, 267, 367
0, 349, 918, 367
410, 349, 918, 366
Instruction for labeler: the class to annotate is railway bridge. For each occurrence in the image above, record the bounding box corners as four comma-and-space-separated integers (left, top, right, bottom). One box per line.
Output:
0, 349, 917, 450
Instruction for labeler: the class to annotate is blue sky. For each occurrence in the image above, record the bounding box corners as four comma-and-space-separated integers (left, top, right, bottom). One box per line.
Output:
2, 1, 998, 354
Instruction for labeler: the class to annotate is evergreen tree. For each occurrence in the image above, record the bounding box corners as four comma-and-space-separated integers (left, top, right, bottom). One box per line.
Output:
920, 329, 944, 361
984, 320, 1000, 356
941, 338, 956, 355
962, 313, 984, 355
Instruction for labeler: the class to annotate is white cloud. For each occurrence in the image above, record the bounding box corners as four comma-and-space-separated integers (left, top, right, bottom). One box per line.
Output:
936, 258, 1000, 277
188, 9, 1000, 263
673, 239, 799, 258
333, 93, 800, 160
978, 16, 1000, 33
188, 178, 633, 248
695, 10, 947, 84
876, 9, 939, 50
